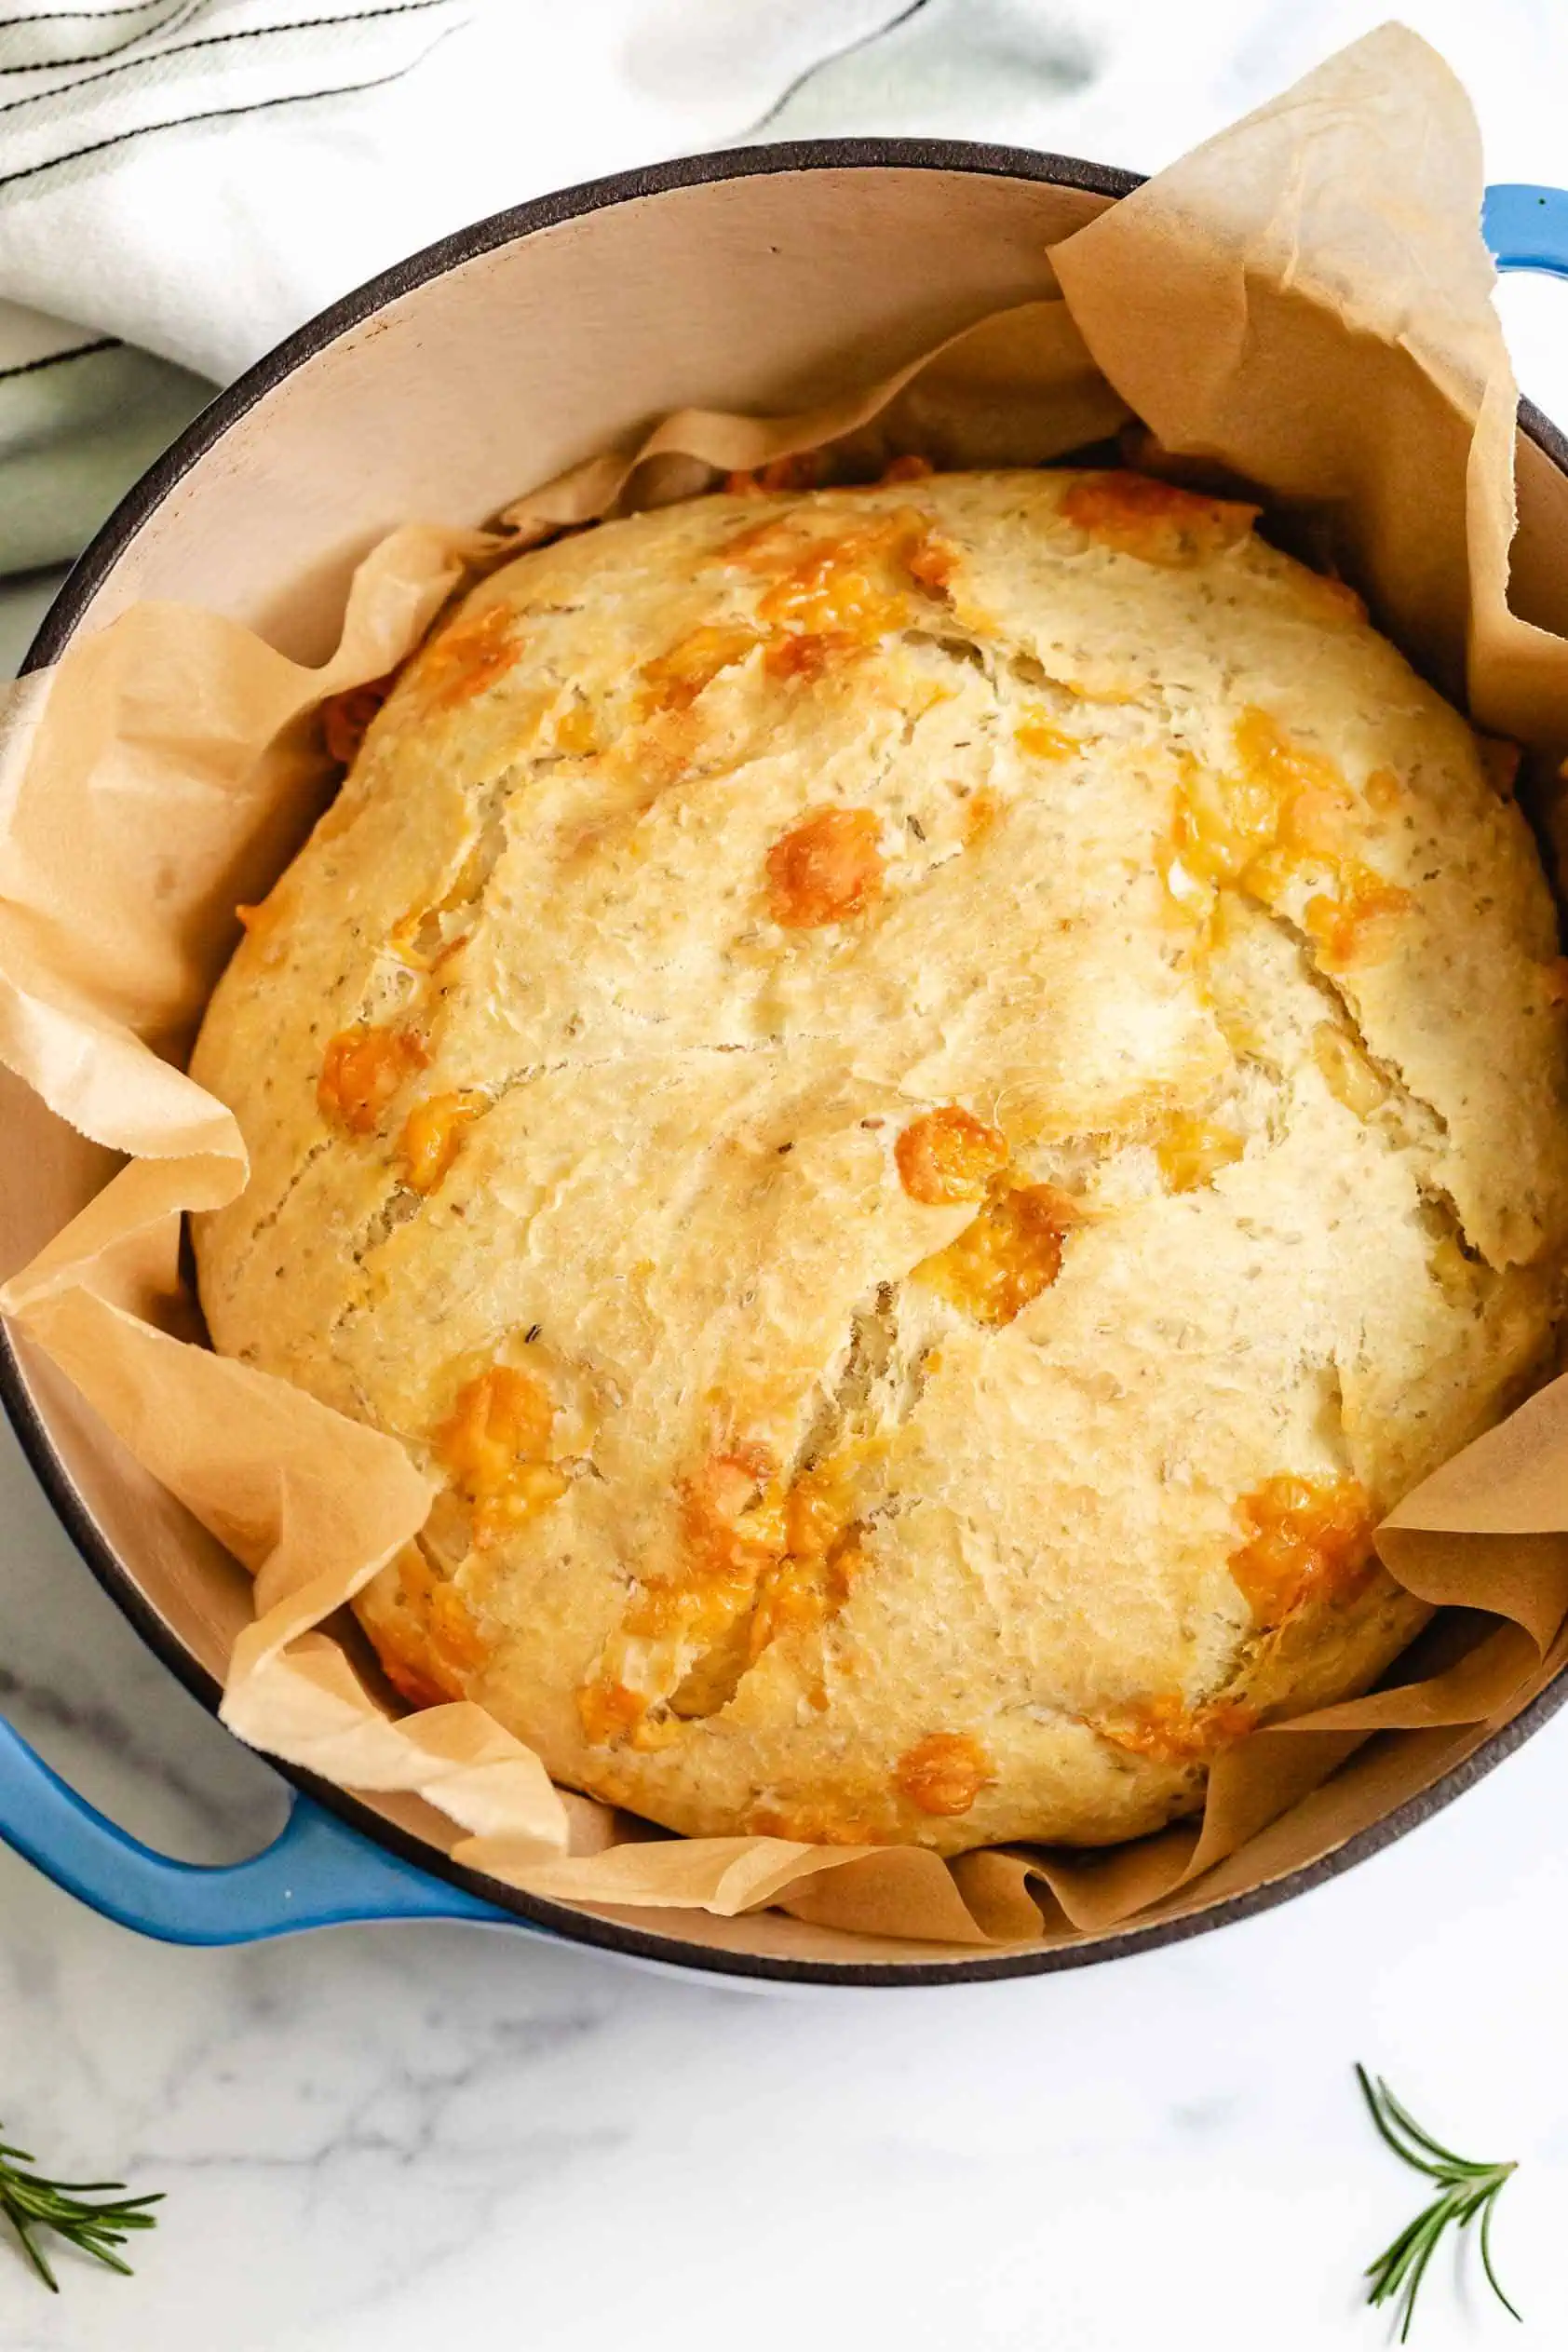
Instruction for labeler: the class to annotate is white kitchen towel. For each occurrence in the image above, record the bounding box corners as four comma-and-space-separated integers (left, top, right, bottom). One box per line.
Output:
2, 0, 1568, 586
0, 0, 473, 572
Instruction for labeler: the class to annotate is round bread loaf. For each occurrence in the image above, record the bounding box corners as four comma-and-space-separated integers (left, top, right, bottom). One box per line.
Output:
191, 468, 1568, 1855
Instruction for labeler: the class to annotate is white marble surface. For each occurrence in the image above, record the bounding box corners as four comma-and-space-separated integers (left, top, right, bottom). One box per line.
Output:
9, 6, 1568, 2347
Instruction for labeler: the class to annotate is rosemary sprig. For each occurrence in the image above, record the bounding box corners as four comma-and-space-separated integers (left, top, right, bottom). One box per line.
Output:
1356, 2065, 1521, 2340
0, 2127, 161, 2292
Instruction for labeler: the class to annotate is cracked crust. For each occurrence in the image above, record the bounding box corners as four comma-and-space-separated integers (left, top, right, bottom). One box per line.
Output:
189, 470, 1568, 1854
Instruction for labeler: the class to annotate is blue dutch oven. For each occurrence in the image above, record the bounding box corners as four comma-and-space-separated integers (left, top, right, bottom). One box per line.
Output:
1, 152, 1566, 1985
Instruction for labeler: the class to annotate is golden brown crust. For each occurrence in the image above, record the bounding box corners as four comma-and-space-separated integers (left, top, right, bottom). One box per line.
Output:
190, 470, 1568, 1854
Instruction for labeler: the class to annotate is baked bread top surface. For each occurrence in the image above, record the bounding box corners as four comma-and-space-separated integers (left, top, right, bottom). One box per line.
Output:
190, 468, 1568, 1853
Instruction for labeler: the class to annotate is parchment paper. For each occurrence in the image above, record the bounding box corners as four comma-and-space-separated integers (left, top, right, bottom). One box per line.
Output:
6, 24, 1568, 1948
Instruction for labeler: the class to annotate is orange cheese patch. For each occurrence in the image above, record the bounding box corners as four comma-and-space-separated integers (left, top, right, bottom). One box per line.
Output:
1167, 708, 1412, 969
681, 1443, 787, 1588
1094, 1695, 1257, 1764
748, 1448, 870, 1663
895, 1105, 1008, 1206
723, 451, 832, 497
895, 1733, 994, 1817
913, 1182, 1074, 1326
783, 1449, 866, 1563
606, 1440, 873, 1730
749, 1544, 863, 1667
318, 1026, 428, 1135
1156, 1115, 1245, 1194
1303, 866, 1413, 973
1169, 755, 1279, 896
879, 453, 936, 484
1228, 1473, 1379, 1627
416, 602, 521, 710
372, 1543, 488, 1709
577, 1679, 651, 1747
904, 532, 957, 592
1236, 706, 1365, 859
553, 700, 600, 756
436, 1365, 567, 1547
765, 805, 884, 928
637, 623, 759, 716
1060, 470, 1259, 565
398, 1089, 487, 1195
962, 787, 1002, 845
1014, 714, 1077, 760
723, 504, 956, 680
750, 510, 914, 638
1173, 710, 1356, 889
763, 630, 836, 683
618, 1444, 787, 1654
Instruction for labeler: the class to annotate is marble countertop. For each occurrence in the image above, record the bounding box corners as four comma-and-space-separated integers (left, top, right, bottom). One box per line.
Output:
8, 6, 1568, 2348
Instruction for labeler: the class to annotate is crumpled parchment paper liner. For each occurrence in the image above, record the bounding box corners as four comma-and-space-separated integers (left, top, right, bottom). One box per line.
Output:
0, 531, 570, 1859
1048, 27, 1568, 742
498, 297, 1129, 541
5, 24, 1568, 1947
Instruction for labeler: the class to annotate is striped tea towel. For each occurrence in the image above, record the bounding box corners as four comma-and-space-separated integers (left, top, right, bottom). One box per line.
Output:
0, 0, 476, 576
0, 0, 953, 589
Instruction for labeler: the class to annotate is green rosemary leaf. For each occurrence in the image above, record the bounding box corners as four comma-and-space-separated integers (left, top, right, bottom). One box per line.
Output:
1374, 2081, 1473, 2173
1480, 2194, 1523, 2324
0, 2124, 162, 2293
1356, 2066, 1520, 2339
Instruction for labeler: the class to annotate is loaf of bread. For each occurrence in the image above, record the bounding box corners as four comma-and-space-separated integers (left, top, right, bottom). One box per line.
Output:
190, 468, 1568, 1854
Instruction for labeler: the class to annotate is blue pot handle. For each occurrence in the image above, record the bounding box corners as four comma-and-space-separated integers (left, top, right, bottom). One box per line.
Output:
1484, 182, 1568, 278
0, 1714, 521, 1944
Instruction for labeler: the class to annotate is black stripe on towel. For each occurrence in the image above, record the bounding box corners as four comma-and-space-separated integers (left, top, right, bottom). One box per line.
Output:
737, 0, 935, 138
0, 0, 453, 80
0, 25, 460, 193
0, 334, 120, 381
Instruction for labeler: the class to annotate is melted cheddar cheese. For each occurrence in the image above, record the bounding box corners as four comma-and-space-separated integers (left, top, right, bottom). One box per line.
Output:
895, 1733, 994, 1816
318, 1026, 428, 1135
895, 1105, 1009, 1206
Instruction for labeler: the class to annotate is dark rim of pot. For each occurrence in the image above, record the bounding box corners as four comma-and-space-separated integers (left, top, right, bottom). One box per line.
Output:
7, 135, 1568, 1988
